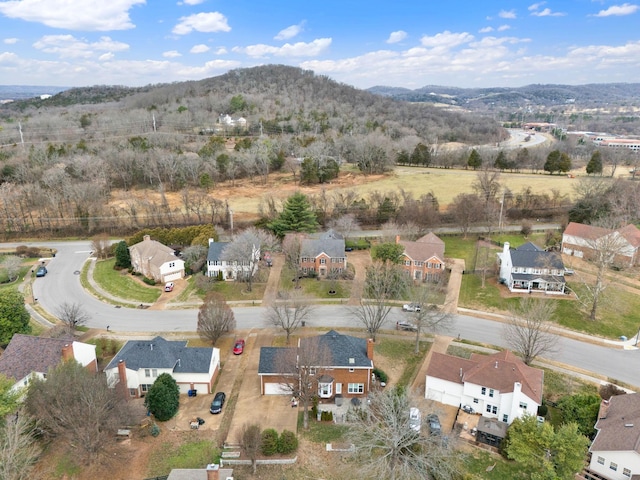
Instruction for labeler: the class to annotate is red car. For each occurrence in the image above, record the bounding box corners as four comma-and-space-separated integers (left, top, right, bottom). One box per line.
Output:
233, 339, 245, 355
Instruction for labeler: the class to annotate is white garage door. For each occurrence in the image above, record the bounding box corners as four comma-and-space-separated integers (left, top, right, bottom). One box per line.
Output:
264, 383, 290, 395
164, 272, 183, 282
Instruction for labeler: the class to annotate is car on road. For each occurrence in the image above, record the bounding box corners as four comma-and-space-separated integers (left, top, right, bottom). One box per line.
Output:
210, 392, 226, 414
427, 413, 441, 435
462, 405, 475, 414
164, 282, 174, 292
36, 266, 47, 277
396, 321, 418, 332
409, 407, 421, 432
233, 339, 245, 355
402, 303, 421, 312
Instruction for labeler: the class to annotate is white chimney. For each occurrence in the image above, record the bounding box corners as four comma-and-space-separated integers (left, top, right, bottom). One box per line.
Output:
495, 361, 498, 369
503, 242, 510, 255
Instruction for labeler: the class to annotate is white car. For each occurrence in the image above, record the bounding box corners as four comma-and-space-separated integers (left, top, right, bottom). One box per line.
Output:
402, 303, 421, 312
396, 321, 418, 332
164, 282, 174, 292
409, 407, 421, 432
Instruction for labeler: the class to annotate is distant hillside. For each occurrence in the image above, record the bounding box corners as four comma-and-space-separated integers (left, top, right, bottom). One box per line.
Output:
0, 85, 68, 102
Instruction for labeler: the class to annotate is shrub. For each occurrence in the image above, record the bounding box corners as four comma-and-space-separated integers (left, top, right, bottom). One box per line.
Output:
145, 373, 180, 421
142, 277, 156, 286
261, 428, 279, 456
150, 423, 161, 437
537, 404, 548, 417
373, 368, 388, 383
278, 430, 298, 454
320, 411, 333, 422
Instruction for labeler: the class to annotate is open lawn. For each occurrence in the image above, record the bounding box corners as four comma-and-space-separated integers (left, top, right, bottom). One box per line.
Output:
93, 259, 161, 303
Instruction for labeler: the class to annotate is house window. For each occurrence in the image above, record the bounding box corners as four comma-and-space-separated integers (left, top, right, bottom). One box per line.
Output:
610, 462, 618, 471
519, 402, 527, 410
309, 367, 316, 376
141, 384, 152, 392
318, 382, 332, 398
348, 383, 364, 394
145, 369, 151, 377
320, 258, 326, 264
623, 468, 631, 477
486, 405, 497, 414
129, 388, 137, 397
481, 387, 486, 395
473, 398, 479, 404
169, 262, 175, 268
414, 261, 422, 266
597, 457, 605, 465
404, 260, 411, 266
152, 369, 158, 377
502, 414, 508, 423
489, 389, 494, 398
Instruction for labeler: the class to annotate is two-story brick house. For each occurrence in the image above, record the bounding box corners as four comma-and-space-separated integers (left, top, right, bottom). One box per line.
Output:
258, 330, 374, 398
396, 232, 446, 282
298, 230, 347, 278
497, 241, 566, 294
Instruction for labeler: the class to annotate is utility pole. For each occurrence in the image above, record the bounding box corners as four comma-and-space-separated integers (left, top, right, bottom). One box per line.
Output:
498, 190, 506, 232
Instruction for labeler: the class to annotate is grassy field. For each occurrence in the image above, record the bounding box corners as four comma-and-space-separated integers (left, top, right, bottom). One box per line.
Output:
146, 439, 219, 477
93, 259, 161, 303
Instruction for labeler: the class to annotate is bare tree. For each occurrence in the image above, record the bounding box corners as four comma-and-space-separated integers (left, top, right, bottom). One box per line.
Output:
221, 227, 279, 292
274, 337, 332, 430
347, 388, 460, 480
352, 261, 409, 341
450, 193, 482, 238
282, 233, 303, 289
90, 234, 111, 260
56, 302, 90, 333
181, 244, 208, 274
0, 413, 43, 480
2, 255, 22, 282
197, 292, 236, 345
407, 282, 455, 354
328, 213, 361, 240
475, 244, 494, 289
504, 297, 559, 365
24, 360, 136, 462
380, 220, 420, 243
266, 290, 314, 344
240, 423, 262, 475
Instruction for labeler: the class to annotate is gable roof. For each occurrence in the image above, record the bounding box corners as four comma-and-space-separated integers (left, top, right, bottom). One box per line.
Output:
617, 224, 640, 248
309, 229, 344, 240
300, 237, 345, 259
510, 242, 564, 270
207, 241, 230, 262
105, 337, 213, 373
0, 334, 77, 381
563, 222, 611, 241
399, 232, 445, 262
130, 237, 181, 268
258, 347, 296, 374
427, 350, 543, 403
592, 393, 640, 453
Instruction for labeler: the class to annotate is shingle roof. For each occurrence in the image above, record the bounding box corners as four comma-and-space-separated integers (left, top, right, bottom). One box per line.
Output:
0, 334, 76, 381
399, 232, 445, 263
618, 224, 640, 248
105, 336, 213, 373
427, 350, 543, 403
564, 222, 611, 241
130, 237, 179, 269
510, 242, 564, 270
309, 229, 344, 240
592, 393, 640, 453
300, 238, 345, 259
258, 347, 296, 374
206, 241, 230, 262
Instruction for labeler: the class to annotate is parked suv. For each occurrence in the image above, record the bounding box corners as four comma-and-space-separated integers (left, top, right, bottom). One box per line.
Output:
36, 266, 47, 277
427, 414, 441, 435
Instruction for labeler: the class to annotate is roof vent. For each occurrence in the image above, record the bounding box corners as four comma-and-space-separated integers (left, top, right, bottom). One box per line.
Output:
150, 343, 153, 351
349, 358, 355, 364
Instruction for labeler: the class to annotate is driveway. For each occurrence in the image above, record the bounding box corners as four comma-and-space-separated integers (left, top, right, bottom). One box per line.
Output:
345, 249, 371, 305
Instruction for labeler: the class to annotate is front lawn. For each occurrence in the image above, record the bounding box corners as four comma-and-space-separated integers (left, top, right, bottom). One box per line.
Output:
93, 259, 161, 303
146, 439, 219, 477
204, 278, 266, 301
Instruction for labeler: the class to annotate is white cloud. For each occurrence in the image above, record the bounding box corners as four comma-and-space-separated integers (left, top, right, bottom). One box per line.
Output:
479, 26, 494, 33
497, 25, 511, 31
499, 9, 517, 19
4, 38, 19, 44
98, 52, 114, 61
274, 22, 305, 41
0, 0, 145, 31
214, 47, 227, 55
233, 38, 331, 58
528, 2, 546, 11
172, 12, 231, 35
420, 31, 474, 49
386, 30, 407, 44
163, 50, 182, 58
33, 35, 129, 59
181, 0, 205, 4
532, 8, 566, 17
593, 3, 639, 17
190, 44, 210, 53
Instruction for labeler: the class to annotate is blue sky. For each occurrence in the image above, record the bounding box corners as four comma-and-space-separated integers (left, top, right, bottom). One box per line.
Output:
0, 0, 639, 89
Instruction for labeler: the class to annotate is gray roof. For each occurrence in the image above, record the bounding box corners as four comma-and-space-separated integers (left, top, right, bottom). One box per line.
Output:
300, 238, 345, 258
207, 241, 230, 262
105, 336, 212, 373
309, 229, 344, 240
258, 347, 296, 374
0, 334, 77, 381
511, 242, 564, 270
130, 237, 180, 268
592, 393, 640, 453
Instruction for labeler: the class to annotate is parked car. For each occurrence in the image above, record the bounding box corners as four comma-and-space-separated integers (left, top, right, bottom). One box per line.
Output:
402, 303, 421, 312
36, 266, 47, 277
427, 414, 441, 435
396, 321, 418, 332
409, 407, 421, 432
164, 282, 174, 292
210, 392, 226, 414
564, 268, 575, 275
462, 404, 475, 414
233, 339, 245, 355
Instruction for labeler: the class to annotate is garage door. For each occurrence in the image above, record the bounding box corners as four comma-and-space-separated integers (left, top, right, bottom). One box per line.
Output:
163, 272, 183, 282
264, 383, 290, 395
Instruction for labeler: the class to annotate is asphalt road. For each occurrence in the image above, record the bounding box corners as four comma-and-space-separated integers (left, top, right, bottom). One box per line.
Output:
8, 240, 640, 388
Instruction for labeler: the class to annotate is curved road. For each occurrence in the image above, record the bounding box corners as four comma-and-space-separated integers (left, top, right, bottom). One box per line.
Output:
11, 240, 640, 388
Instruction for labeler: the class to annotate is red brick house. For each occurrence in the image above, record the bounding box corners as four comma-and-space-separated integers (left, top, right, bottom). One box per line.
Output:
562, 222, 640, 267
397, 232, 446, 282
295, 230, 347, 278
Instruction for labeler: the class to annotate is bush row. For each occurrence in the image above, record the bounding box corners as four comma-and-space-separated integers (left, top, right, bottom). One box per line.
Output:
261, 428, 298, 456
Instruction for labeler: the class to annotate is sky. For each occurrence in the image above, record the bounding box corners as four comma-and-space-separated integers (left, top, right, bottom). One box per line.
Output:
0, 0, 639, 90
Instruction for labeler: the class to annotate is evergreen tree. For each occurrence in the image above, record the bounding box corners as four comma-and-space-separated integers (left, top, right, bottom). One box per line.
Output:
586, 151, 603, 175
268, 192, 319, 237
372, 242, 405, 264
544, 150, 561, 174
493, 151, 508, 170
467, 149, 482, 169
558, 152, 572, 173
145, 373, 180, 422
0, 290, 31, 345
410, 143, 431, 167
114, 241, 131, 269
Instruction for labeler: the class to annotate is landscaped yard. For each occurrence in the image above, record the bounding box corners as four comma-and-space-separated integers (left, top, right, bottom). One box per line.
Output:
92, 258, 161, 303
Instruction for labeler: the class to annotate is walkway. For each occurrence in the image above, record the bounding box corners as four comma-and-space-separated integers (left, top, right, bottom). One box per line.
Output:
410, 335, 454, 396
261, 253, 284, 307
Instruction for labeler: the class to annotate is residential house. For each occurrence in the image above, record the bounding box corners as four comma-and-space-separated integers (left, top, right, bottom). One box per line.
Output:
582, 393, 640, 480
206, 238, 260, 280
129, 235, 185, 283
167, 463, 233, 480
0, 334, 97, 394
497, 241, 566, 294
562, 222, 640, 267
258, 330, 374, 398
298, 230, 347, 278
104, 336, 220, 398
425, 350, 544, 426
396, 233, 446, 282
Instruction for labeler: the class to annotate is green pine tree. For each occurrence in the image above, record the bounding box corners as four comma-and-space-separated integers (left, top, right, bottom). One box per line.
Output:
467, 149, 482, 169
145, 373, 180, 422
114, 241, 131, 269
586, 151, 603, 175
268, 192, 319, 237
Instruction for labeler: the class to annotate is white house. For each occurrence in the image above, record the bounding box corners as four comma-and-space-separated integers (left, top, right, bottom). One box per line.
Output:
129, 235, 185, 283
104, 336, 220, 397
583, 394, 640, 480
206, 238, 260, 280
497, 241, 566, 294
0, 334, 97, 394
562, 222, 640, 268
425, 350, 543, 425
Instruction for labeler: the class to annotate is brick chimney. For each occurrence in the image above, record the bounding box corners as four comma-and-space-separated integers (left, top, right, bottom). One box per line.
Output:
143, 234, 151, 242
61, 343, 74, 362
395, 235, 401, 244
366, 338, 375, 361
206, 463, 220, 480
117, 359, 128, 397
